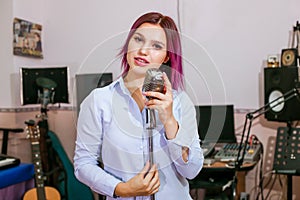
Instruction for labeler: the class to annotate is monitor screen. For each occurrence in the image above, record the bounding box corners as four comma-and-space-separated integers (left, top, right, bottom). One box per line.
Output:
21, 67, 69, 105
75, 73, 113, 115
195, 104, 236, 143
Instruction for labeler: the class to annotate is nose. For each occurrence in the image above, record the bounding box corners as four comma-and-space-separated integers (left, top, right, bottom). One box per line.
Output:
139, 43, 150, 56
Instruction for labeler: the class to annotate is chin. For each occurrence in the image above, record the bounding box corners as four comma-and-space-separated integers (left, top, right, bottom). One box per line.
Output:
130, 65, 161, 77
131, 66, 150, 75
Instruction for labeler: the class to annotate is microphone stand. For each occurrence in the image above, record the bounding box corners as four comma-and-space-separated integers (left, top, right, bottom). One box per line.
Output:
233, 87, 299, 199
142, 68, 164, 200
146, 108, 156, 200
35, 78, 56, 186
147, 109, 156, 165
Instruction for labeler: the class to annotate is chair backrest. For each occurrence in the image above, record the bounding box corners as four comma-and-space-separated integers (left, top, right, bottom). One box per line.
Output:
0, 128, 23, 154
47, 131, 94, 200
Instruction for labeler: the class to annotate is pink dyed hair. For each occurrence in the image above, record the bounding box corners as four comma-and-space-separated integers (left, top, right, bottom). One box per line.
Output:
119, 12, 184, 90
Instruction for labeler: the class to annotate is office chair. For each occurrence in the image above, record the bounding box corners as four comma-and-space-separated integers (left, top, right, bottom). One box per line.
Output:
0, 127, 23, 155
189, 169, 235, 200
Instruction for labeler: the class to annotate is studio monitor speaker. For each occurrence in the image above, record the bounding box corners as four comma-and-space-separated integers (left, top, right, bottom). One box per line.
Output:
264, 67, 300, 122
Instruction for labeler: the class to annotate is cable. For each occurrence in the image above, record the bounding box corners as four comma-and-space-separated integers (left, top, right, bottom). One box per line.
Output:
264, 174, 278, 199
253, 155, 260, 199
278, 175, 287, 200
253, 170, 275, 200
268, 193, 283, 200
248, 134, 264, 200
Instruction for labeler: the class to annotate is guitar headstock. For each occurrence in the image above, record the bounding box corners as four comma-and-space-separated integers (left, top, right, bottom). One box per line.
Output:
25, 120, 40, 142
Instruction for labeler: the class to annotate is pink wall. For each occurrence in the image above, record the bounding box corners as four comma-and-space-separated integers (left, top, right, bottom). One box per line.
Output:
0, 108, 76, 163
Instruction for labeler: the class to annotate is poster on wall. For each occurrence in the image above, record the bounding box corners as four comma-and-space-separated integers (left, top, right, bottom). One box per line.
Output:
13, 18, 43, 58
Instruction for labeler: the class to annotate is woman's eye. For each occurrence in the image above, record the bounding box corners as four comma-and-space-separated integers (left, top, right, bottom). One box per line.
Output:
153, 43, 163, 50
134, 36, 143, 43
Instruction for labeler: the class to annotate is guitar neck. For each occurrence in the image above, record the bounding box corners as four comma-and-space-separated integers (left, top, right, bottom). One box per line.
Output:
25, 120, 62, 200
31, 141, 46, 200
36, 187, 46, 200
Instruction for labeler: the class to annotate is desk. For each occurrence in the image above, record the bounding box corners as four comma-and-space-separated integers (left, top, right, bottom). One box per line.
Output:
189, 161, 257, 200
206, 161, 256, 194
0, 163, 34, 200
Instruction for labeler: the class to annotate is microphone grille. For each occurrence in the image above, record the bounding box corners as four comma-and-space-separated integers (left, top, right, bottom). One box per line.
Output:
142, 68, 164, 94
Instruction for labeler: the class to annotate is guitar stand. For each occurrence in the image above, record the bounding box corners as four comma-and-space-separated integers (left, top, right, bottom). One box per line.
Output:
273, 125, 300, 200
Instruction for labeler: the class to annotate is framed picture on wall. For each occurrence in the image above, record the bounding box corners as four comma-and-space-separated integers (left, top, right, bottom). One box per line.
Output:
13, 18, 43, 58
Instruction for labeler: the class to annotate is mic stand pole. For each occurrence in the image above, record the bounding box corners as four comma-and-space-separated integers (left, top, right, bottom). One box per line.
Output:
233, 87, 299, 199
147, 108, 156, 200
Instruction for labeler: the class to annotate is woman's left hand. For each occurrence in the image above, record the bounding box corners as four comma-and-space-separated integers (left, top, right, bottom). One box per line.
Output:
143, 72, 178, 139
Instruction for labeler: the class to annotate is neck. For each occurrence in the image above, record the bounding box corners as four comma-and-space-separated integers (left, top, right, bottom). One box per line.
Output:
124, 73, 144, 94
123, 73, 146, 112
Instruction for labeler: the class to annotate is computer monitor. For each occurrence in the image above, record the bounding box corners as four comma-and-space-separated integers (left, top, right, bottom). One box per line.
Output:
195, 104, 236, 143
20, 67, 69, 105
75, 73, 113, 115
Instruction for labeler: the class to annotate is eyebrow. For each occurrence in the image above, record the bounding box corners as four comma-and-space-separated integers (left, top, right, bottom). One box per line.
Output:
133, 32, 166, 47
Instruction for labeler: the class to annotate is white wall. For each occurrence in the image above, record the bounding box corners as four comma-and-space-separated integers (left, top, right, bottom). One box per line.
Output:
0, 0, 14, 107
7, 0, 296, 123
11, 0, 46, 107
180, 0, 300, 109
0, 0, 47, 107
10, 0, 177, 107
1, 0, 300, 110
1, 0, 178, 108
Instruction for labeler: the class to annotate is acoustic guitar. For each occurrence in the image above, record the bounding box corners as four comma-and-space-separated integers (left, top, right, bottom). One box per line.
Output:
23, 120, 61, 200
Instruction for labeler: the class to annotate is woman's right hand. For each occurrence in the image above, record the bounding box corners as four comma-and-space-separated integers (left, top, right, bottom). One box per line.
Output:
114, 161, 160, 197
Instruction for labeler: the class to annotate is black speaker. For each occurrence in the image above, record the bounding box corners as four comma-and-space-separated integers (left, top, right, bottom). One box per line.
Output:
264, 67, 300, 122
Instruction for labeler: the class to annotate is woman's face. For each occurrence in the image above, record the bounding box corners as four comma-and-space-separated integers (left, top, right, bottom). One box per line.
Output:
126, 23, 169, 77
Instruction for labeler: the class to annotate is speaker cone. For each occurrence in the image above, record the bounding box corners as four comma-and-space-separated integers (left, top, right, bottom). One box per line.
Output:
268, 90, 284, 112
281, 48, 298, 67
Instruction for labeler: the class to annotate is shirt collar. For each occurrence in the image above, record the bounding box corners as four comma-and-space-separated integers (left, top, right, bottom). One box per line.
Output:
110, 76, 131, 97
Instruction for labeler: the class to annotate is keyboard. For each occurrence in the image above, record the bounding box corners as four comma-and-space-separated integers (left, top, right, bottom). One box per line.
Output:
214, 143, 261, 162
201, 143, 215, 158
0, 154, 20, 170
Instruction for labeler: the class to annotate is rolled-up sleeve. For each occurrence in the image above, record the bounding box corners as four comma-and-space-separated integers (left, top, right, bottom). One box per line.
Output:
165, 91, 204, 179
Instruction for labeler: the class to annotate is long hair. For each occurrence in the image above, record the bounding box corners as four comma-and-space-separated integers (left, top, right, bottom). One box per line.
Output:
119, 12, 184, 90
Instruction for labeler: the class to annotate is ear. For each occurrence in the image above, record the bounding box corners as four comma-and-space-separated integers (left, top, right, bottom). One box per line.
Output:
163, 56, 169, 63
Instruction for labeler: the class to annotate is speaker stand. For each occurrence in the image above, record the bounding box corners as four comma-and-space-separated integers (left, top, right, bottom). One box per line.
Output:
273, 123, 300, 200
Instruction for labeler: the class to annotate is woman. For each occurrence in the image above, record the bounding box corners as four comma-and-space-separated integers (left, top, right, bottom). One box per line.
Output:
74, 12, 204, 199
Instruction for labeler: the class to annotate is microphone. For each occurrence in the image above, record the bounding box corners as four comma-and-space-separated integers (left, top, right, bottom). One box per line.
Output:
142, 68, 165, 128
142, 68, 165, 99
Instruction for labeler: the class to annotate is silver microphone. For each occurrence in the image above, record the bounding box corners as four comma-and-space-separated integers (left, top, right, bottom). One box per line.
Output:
142, 68, 165, 100
142, 68, 165, 128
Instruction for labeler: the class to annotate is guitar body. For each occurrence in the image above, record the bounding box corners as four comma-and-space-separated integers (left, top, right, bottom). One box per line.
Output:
23, 186, 61, 200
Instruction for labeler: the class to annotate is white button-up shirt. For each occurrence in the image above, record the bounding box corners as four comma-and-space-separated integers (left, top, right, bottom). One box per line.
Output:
74, 77, 204, 200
